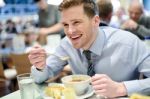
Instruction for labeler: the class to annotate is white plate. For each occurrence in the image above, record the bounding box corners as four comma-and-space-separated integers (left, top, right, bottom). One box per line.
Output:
43, 84, 94, 99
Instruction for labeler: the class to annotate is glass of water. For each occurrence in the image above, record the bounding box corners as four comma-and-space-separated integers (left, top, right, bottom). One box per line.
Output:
17, 73, 35, 99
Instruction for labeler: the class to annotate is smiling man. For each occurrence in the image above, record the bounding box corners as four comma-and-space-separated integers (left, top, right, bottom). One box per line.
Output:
29, 0, 150, 98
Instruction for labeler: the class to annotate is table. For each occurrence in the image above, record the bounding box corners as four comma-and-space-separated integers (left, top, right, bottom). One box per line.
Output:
1, 91, 128, 99
1, 83, 129, 99
0, 90, 43, 99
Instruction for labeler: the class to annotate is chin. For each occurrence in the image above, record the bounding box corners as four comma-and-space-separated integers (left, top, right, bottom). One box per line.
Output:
72, 44, 82, 49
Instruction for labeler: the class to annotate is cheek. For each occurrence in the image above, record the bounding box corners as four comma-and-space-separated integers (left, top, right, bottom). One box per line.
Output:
63, 29, 68, 35
83, 31, 91, 41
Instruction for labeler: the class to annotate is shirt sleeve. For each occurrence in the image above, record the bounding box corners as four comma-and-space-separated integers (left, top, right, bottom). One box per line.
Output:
136, 25, 150, 37
123, 38, 150, 96
31, 40, 69, 83
123, 78, 150, 96
31, 66, 54, 83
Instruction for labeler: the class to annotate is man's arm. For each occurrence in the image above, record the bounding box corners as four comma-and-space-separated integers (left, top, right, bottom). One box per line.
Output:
124, 78, 150, 96
123, 37, 150, 96
121, 17, 150, 38
39, 23, 63, 35
29, 43, 68, 83
31, 65, 54, 83
136, 25, 150, 37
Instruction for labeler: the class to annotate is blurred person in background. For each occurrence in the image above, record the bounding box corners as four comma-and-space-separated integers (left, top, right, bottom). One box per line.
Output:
0, 22, 3, 33
109, 6, 128, 28
121, 0, 150, 40
96, 0, 113, 26
34, 0, 64, 45
29, 0, 150, 98
5, 19, 17, 34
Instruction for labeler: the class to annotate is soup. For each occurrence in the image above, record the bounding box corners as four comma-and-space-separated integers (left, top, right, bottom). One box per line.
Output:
70, 79, 84, 82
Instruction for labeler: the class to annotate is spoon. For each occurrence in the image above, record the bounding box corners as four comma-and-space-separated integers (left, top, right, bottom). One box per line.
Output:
46, 53, 70, 61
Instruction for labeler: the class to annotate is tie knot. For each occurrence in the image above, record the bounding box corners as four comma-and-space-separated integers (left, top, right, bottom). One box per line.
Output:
83, 50, 91, 60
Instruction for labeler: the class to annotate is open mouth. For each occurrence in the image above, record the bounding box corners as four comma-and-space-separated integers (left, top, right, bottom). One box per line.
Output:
70, 34, 82, 41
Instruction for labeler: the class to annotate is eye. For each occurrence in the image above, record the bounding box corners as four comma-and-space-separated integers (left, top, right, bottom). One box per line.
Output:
73, 21, 80, 25
63, 23, 69, 28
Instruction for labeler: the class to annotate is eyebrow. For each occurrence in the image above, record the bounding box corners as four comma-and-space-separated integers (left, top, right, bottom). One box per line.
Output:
61, 22, 67, 25
61, 19, 82, 24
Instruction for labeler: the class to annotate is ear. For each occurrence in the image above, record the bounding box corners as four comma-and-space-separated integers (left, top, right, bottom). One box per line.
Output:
108, 12, 112, 22
92, 15, 100, 27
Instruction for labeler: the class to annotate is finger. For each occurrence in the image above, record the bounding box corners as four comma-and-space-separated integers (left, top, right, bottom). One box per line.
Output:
33, 44, 41, 48
30, 48, 45, 54
92, 77, 107, 85
29, 45, 45, 54
30, 49, 46, 58
95, 88, 106, 94
34, 61, 45, 69
93, 84, 107, 90
31, 56, 45, 64
29, 53, 46, 60
29, 56, 44, 64
91, 74, 108, 82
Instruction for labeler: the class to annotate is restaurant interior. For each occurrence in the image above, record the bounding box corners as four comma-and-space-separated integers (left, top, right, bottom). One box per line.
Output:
0, 0, 150, 98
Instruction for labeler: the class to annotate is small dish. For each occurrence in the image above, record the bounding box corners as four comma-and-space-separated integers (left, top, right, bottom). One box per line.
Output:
77, 85, 94, 99
43, 84, 94, 99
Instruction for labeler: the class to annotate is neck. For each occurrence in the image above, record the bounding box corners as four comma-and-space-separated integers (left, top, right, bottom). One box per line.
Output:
83, 29, 98, 50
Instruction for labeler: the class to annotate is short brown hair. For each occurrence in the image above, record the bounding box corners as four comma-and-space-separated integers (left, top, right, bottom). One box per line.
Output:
58, 0, 98, 18
96, 0, 113, 18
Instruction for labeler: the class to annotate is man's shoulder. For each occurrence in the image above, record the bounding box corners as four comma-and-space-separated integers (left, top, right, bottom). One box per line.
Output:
100, 27, 132, 37
139, 15, 150, 22
101, 26, 136, 35
100, 27, 139, 44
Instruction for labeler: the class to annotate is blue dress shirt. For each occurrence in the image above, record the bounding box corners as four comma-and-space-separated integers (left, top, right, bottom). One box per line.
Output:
31, 27, 150, 95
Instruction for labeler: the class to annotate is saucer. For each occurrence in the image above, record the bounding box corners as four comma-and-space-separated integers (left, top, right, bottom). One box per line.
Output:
77, 85, 94, 99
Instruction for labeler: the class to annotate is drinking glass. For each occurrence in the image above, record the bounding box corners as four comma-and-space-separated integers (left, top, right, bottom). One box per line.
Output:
17, 73, 35, 99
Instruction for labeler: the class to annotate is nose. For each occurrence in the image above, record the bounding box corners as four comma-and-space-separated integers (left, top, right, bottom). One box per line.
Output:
68, 26, 75, 34
131, 13, 136, 19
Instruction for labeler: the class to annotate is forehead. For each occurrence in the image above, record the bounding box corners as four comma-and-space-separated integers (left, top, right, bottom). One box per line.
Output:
60, 5, 87, 23
129, 4, 142, 13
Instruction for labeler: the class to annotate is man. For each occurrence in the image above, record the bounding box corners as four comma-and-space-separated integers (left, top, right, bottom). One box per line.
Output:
34, 0, 64, 45
29, 0, 150, 98
121, 0, 150, 40
96, 0, 113, 26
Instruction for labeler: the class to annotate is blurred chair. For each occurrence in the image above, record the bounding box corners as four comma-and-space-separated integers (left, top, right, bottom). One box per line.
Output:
0, 61, 17, 96
0, 62, 5, 79
10, 53, 32, 75
0, 61, 17, 81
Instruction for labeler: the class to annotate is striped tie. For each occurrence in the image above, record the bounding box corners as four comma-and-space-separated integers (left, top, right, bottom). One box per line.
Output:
83, 50, 95, 76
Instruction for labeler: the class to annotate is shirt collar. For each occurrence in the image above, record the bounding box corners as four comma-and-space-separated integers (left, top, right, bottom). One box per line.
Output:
80, 28, 105, 56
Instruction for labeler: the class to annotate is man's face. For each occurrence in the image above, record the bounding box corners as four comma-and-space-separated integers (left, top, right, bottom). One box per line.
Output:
37, 0, 47, 10
128, 5, 143, 22
61, 5, 99, 49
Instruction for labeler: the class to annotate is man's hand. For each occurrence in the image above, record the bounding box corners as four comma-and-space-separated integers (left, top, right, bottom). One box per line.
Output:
91, 74, 127, 98
121, 19, 138, 30
28, 45, 46, 70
